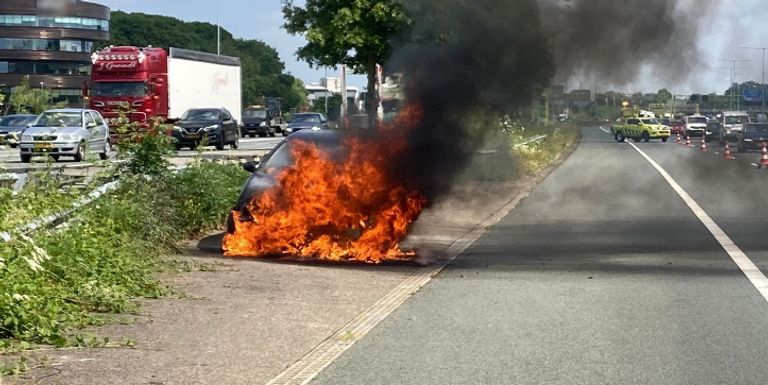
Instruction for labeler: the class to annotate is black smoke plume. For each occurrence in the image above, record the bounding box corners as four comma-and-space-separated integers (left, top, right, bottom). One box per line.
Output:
385, 0, 715, 202
541, 0, 717, 86
388, 0, 555, 201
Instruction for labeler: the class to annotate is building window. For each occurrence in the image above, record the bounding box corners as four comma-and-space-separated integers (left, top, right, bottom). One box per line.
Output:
0, 38, 95, 53
0, 15, 109, 31
0, 60, 90, 76
49, 89, 83, 104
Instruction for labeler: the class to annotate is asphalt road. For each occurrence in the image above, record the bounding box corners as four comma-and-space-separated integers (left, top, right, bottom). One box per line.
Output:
309, 127, 768, 385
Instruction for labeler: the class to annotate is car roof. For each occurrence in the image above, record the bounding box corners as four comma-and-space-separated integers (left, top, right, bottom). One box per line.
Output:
44, 109, 96, 114
286, 129, 342, 141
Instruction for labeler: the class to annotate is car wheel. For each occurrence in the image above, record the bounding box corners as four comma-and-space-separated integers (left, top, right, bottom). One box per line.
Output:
269, 127, 277, 137
99, 140, 111, 160
615, 131, 625, 143
189, 143, 198, 151
20, 154, 31, 163
230, 132, 239, 150
282, 131, 289, 137
642, 131, 650, 143
249, 134, 256, 138
175, 143, 183, 151
73, 141, 86, 162
215, 133, 225, 151
662, 137, 668, 143
10, 143, 18, 149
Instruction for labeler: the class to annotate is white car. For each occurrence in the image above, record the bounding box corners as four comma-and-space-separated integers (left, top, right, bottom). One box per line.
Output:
19, 109, 111, 163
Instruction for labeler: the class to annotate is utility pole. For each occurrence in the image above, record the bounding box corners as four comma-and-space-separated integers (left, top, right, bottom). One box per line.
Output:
721, 59, 751, 110
742, 46, 768, 111
216, 0, 221, 55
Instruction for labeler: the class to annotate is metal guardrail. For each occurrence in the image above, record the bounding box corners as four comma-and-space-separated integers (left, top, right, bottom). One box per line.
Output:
513, 135, 548, 148
0, 180, 120, 242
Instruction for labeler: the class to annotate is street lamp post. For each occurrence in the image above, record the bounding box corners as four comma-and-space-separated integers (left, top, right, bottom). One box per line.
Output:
216, 0, 221, 55
742, 46, 768, 112
721, 59, 752, 110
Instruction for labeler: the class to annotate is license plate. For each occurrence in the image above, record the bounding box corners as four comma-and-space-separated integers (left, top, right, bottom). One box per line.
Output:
34, 143, 54, 151
185, 133, 200, 139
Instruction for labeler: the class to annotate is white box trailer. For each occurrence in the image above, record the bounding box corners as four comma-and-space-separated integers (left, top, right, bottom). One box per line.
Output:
167, 47, 242, 122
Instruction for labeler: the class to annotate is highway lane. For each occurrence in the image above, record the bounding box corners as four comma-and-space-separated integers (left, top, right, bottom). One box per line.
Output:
309, 127, 768, 385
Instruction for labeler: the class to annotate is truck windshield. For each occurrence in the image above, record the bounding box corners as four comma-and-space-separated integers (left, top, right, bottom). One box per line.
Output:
182, 109, 220, 121
244, 110, 268, 119
32, 112, 82, 127
725, 115, 749, 125
93, 82, 147, 97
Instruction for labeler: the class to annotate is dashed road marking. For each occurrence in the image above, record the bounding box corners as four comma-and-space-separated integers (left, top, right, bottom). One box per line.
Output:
629, 142, 768, 304
265, 175, 539, 385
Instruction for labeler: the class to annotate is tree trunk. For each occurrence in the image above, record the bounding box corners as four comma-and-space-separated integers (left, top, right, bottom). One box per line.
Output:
365, 60, 378, 129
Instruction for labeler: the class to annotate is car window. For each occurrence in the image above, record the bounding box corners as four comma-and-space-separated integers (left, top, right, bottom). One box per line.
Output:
627, 118, 639, 125
292, 114, 322, 124
182, 109, 220, 121
85, 112, 96, 127
92, 112, 105, 126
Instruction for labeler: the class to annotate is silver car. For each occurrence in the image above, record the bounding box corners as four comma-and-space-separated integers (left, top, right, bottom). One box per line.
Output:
19, 109, 111, 163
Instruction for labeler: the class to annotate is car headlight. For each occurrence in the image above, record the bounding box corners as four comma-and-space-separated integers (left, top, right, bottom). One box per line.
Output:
744, 138, 753, 142
21, 135, 33, 142
311, 126, 321, 131
202, 125, 219, 132
59, 133, 77, 141
260, 122, 267, 127
172, 126, 183, 132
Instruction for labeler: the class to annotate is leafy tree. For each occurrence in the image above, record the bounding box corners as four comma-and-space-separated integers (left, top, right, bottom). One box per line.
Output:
657, 88, 672, 103
282, 0, 411, 121
105, 11, 307, 111
9, 76, 65, 114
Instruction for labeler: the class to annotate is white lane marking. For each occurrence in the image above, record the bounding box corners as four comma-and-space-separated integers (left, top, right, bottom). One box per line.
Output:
600, 126, 611, 134
265, 176, 539, 385
629, 142, 768, 303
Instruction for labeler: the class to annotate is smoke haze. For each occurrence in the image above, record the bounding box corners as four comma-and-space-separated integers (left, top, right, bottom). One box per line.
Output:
541, 0, 719, 88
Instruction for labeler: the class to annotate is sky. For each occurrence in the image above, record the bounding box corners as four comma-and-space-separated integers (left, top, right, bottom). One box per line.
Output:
94, 0, 768, 95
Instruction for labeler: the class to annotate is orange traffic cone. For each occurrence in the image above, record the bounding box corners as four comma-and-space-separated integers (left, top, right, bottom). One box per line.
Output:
700, 136, 707, 152
759, 142, 768, 169
723, 143, 735, 160
675, 133, 681, 144
685, 135, 693, 147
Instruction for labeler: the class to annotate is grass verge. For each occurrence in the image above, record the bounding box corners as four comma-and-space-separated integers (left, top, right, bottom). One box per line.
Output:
0, 161, 247, 363
461, 122, 582, 182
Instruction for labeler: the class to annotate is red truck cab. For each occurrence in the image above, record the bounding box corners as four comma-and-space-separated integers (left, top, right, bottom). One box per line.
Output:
87, 46, 169, 129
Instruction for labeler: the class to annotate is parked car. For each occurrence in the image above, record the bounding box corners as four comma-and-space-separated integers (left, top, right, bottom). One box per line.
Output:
19, 109, 110, 163
705, 121, 722, 143
241, 106, 280, 138
735, 123, 768, 152
283, 113, 329, 136
669, 120, 685, 135
720, 111, 750, 144
683, 115, 708, 137
0, 114, 36, 148
226, 130, 344, 234
172, 108, 239, 150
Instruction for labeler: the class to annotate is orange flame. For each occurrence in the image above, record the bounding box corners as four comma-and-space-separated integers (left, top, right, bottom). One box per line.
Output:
222, 106, 426, 263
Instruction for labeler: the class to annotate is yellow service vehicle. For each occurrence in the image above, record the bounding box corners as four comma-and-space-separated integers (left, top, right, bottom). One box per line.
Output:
610, 116, 671, 143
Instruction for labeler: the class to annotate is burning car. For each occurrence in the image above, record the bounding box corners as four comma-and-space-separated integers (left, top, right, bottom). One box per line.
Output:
222, 127, 426, 263
226, 130, 347, 235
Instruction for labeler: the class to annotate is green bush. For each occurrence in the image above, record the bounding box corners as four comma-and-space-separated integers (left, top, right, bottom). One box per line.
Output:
0, 162, 248, 348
